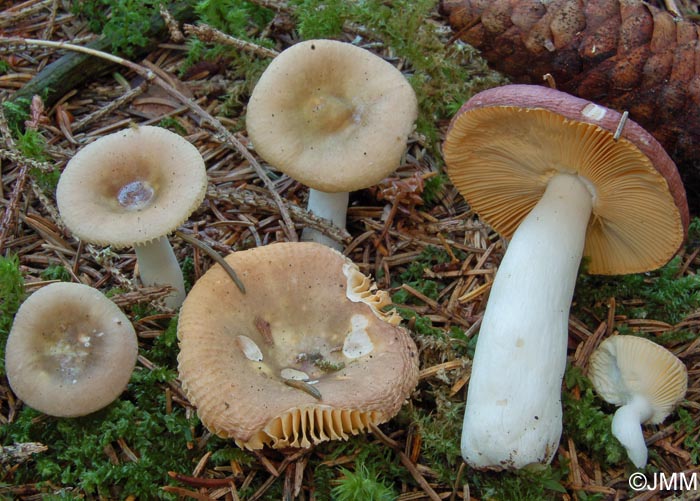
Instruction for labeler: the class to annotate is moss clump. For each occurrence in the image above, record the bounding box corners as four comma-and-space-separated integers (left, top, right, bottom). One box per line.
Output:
574, 252, 700, 325
332, 463, 397, 501
2, 367, 199, 499
0, 254, 25, 375
562, 366, 626, 466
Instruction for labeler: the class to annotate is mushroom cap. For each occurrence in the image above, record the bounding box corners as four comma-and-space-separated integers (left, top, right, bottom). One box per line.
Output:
177, 242, 419, 449
443, 84, 689, 275
56, 125, 208, 248
588, 335, 687, 424
246, 39, 418, 193
5, 282, 138, 417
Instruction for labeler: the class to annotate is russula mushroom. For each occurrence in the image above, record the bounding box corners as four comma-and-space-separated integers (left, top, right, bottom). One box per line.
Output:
246, 39, 418, 249
588, 335, 687, 468
56, 125, 208, 308
177, 241, 419, 449
443, 84, 688, 469
5, 282, 138, 417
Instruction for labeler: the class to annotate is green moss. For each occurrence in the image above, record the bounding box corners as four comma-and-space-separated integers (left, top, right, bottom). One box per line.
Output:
0, 254, 25, 375
40, 265, 72, 282
195, 0, 273, 36
2, 386, 198, 498
157, 117, 188, 135
574, 254, 700, 324
409, 400, 464, 485
674, 407, 700, 464
473, 465, 567, 501
2, 98, 32, 132
562, 366, 626, 466
332, 463, 397, 501
180, 0, 274, 77
148, 316, 180, 367
72, 0, 166, 56
2, 98, 60, 191
392, 245, 464, 305
421, 173, 447, 206
291, 0, 349, 39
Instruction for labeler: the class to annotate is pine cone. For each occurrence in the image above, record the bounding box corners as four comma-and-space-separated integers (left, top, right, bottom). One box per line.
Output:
440, 0, 700, 210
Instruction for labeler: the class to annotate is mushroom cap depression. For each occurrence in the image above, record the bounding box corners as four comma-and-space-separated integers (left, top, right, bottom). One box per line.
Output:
588, 335, 687, 424
5, 282, 138, 417
443, 84, 688, 275
177, 242, 419, 450
246, 39, 418, 193
56, 125, 208, 248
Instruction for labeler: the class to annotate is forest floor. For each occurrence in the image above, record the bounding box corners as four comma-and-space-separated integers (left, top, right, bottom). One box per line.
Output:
1, 0, 699, 500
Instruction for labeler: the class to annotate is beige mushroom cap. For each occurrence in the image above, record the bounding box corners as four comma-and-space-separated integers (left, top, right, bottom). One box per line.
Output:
177, 242, 419, 449
56, 125, 208, 248
5, 282, 138, 417
588, 335, 687, 424
246, 39, 418, 193
443, 84, 688, 275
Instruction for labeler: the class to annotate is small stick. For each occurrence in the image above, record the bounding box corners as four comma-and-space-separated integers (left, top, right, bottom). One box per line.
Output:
208, 186, 351, 244
0, 36, 299, 242
283, 379, 322, 400
184, 23, 279, 59
369, 423, 442, 501
168, 470, 235, 488
0, 442, 48, 465
175, 230, 245, 294
613, 111, 629, 141
160, 5, 185, 43
72, 80, 148, 133
542, 73, 556, 89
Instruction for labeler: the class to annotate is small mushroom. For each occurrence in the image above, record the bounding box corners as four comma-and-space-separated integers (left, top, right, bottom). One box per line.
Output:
177, 242, 418, 449
443, 84, 688, 469
588, 335, 688, 468
246, 39, 418, 249
56, 125, 208, 308
5, 282, 138, 417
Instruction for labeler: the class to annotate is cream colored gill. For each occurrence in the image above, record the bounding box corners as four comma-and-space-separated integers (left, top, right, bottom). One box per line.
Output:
444, 106, 683, 274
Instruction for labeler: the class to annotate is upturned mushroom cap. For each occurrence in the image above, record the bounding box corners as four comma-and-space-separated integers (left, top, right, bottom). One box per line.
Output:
56, 125, 208, 248
5, 282, 138, 417
588, 335, 687, 424
246, 39, 418, 193
443, 84, 688, 275
177, 242, 419, 450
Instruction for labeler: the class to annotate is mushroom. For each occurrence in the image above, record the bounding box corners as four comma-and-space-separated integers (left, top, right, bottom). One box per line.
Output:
177, 241, 419, 449
246, 39, 418, 249
5, 282, 138, 417
56, 125, 208, 309
442, 84, 688, 469
588, 335, 688, 468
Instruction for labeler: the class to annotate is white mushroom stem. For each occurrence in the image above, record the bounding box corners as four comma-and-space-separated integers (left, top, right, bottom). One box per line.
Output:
301, 189, 349, 251
134, 236, 186, 309
462, 173, 594, 469
611, 394, 654, 468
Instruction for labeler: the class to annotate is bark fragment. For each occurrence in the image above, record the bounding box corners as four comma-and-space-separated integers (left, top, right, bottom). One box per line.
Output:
440, 0, 700, 210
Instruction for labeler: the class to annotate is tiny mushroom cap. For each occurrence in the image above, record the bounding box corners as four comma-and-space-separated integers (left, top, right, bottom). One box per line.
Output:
56, 125, 208, 308
177, 242, 419, 450
246, 39, 418, 193
56, 125, 207, 248
446, 84, 689, 469
5, 282, 138, 418
588, 335, 688, 468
